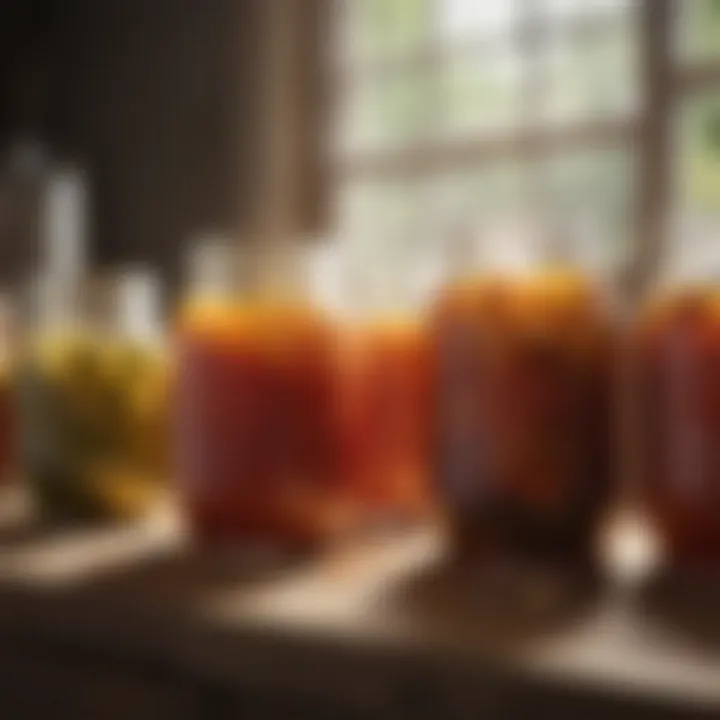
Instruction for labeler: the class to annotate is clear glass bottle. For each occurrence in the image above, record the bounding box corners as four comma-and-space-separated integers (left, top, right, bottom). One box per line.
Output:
634, 234, 720, 568
17, 268, 168, 523
431, 219, 614, 566
175, 236, 340, 548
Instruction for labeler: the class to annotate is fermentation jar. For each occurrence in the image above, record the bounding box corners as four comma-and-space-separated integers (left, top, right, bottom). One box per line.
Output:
18, 270, 168, 522
175, 237, 340, 548
634, 240, 720, 567
316, 242, 434, 525
431, 223, 614, 565
334, 313, 431, 522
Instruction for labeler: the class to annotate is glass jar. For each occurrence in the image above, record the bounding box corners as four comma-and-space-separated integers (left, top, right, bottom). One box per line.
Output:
175, 237, 341, 548
334, 315, 431, 521
431, 221, 614, 566
634, 236, 720, 568
315, 241, 433, 524
0, 296, 17, 485
17, 269, 169, 523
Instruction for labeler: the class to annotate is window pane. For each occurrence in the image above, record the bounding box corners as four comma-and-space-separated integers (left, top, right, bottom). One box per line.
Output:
675, 89, 720, 215
433, 162, 525, 222
670, 90, 720, 280
336, 67, 441, 156
677, 0, 720, 64
427, 163, 531, 276
336, 167, 528, 305
438, 0, 517, 42
543, 0, 636, 21
534, 16, 637, 124
533, 148, 635, 270
343, 0, 434, 67
539, 150, 631, 212
335, 178, 435, 305
440, 47, 522, 138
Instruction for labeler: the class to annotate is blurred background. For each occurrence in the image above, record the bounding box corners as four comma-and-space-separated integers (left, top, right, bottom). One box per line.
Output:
0, 0, 718, 306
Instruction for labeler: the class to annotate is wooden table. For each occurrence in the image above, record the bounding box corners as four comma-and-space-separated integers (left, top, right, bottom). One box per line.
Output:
0, 487, 718, 719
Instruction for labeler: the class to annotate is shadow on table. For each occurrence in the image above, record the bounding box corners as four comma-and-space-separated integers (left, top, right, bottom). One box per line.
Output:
73, 541, 315, 612
373, 556, 603, 651
635, 568, 720, 655
0, 487, 135, 548
0, 499, 110, 547
0, 516, 79, 546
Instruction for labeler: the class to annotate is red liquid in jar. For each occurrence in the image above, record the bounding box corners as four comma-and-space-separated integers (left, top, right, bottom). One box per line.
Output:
175, 301, 340, 548
636, 292, 720, 567
432, 273, 613, 564
336, 319, 432, 521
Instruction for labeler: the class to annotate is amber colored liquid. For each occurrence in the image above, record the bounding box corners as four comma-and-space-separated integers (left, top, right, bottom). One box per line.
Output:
636, 292, 720, 567
336, 319, 432, 521
175, 301, 340, 548
431, 273, 613, 564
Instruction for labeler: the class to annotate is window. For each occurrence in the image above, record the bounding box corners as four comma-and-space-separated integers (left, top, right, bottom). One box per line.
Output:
329, 1, 720, 306
331, 0, 641, 307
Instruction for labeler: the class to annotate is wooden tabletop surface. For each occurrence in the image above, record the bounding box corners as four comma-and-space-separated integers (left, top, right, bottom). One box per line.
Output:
0, 487, 719, 718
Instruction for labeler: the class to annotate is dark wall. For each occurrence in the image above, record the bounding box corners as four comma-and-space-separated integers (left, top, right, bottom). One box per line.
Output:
0, 0, 55, 144
0, 0, 55, 285
0, 0, 329, 292
50, 0, 267, 286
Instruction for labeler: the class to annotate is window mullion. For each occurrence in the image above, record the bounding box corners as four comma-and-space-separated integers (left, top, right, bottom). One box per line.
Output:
624, 0, 673, 301
516, 0, 547, 218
